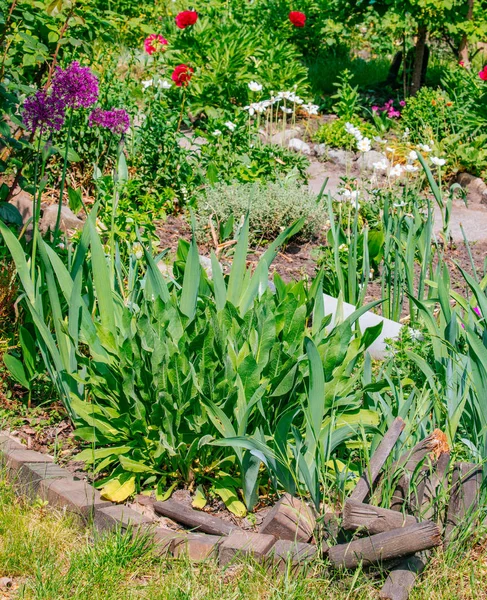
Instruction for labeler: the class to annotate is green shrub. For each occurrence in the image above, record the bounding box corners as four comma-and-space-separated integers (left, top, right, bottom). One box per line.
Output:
314, 116, 376, 149
400, 87, 457, 142
0, 212, 383, 512
195, 181, 327, 245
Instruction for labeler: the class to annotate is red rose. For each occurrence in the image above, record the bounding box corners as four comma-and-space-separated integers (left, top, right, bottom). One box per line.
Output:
479, 66, 487, 81
144, 34, 168, 56
172, 64, 194, 87
175, 10, 198, 29
289, 11, 306, 27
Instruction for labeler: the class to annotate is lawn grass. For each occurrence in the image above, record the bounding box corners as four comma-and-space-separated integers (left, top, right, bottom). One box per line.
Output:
0, 475, 486, 599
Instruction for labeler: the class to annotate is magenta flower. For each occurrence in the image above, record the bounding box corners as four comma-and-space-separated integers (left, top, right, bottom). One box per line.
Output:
473, 306, 482, 317
89, 108, 130, 135
479, 66, 487, 81
22, 89, 65, 133
52, 61, 99, 109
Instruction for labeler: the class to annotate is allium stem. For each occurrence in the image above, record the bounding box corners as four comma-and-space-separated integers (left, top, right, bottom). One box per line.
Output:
55, 106, 74, 239
31, 135, 44, 283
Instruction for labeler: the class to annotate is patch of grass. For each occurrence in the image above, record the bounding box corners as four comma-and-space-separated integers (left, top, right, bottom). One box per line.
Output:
0, 473, 486, 599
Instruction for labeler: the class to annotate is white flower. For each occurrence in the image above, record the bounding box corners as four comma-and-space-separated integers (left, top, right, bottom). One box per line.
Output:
133, 243, 143, 260
431, 156, 446, 167
142, 79, 153, 89
409, 328, 423, 341
389, 164, 404, 177
340, 189, 360, 203
57, 242, 65, 250
405, 164, 419, 173
281, 106, 293, 114
302, 103, 319, 115
224, 121, 236, 131
277, 91, 292, 100
159, 79, 172, 89
408, 150, 418, 161
213, 129, 222, 136
373, 159, 388, 171
357, 137, 371, 153
374, 136, 386, 144
386, 146, 394, 153
248, 81, 263, 92
417, 143, 432, 153
345, 122, 363, 141
403, 128, 410, 138
293, 96, 304, 105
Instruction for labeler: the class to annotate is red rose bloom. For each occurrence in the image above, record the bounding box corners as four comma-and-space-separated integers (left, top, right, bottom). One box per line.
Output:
289, 11, 306, 27
144, 34, 168, 56
175, 10, 198, 29
172, 64, 194, 87
479, 66, 487, 81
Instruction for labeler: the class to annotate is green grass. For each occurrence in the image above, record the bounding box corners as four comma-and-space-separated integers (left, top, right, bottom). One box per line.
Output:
0, 474, 486, 599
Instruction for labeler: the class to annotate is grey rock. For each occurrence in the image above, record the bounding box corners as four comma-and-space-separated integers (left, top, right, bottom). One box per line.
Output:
323, 293, 402, 360
358, 150, 388, 173
314, 143, 327, 158
270, 128, 302, 146
457, 172, 487, 206
40, 204, 84, 234
157, 262, 174, 279
288, 138, 311, 155
327, 149, 355, 167
177, 135, 207, 152
9, 188, 33, 225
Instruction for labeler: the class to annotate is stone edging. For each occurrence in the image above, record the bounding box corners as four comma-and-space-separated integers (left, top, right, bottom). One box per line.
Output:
0, 433, 318, 570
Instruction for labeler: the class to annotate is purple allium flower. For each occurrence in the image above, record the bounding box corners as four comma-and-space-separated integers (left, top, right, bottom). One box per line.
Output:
22, 89, 65, 133
89, 108, 130, 135
52, 61, 99, 109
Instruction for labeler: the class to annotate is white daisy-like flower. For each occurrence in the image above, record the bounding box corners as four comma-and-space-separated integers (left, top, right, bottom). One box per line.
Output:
405, 164, 419, 173
403, 127, 410, 138
213, 129, 222, 136
159, 79, 172, 89
224, 121, 236, 131
248, 81, 263, 92
281, 106, 293, 114
142, 79, 153, 89
431, 156, 446, 166
293, 96, 304, 105
417, 143, 432, 153
357, 137, 371, 153
133, 243, 143, 260
373, 159, 388, 171
302, 103, 319, 115
389, 164, 404, 177
277, 91, 292, 100
408, 150, 418, 161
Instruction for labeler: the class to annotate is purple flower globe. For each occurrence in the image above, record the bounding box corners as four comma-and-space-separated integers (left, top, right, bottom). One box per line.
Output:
52, 61, 99, 109
89, 108, 130, 135
22, 89, 65, 133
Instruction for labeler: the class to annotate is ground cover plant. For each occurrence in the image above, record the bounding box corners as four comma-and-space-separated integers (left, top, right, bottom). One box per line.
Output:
1, 0, 487, 597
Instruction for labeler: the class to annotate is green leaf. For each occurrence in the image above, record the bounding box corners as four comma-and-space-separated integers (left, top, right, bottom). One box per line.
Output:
67, 187, 83, 215
305, 337, 325, 443
3, 354, 30, 389
212, 482, 247, 517
179, 229, 200, 320
100, 474, 136, 502
0, 202, 22, 227
119, 455, 155, 473
192, 485, 207, 509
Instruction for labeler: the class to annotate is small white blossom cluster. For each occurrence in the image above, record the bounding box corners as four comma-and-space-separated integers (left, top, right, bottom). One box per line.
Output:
243, 86, 318, 117
142, 78, 172, 90
345, 122, 371, 152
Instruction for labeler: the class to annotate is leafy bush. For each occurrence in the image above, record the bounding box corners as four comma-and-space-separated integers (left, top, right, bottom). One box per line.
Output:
1, 212, 383, 511
195, 180, 327, 245
314, 116, 376, 149
400, 87, 457, 142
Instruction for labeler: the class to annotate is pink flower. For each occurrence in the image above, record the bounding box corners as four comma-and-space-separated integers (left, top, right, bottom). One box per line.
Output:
175, 10, 198, 29
172, 64, 194, 87
459, 60, 465, 67
289, 11, 306, 27
479, 66, 487, 81
473, 306, 482, 317
144, 34, 168, 56
399, 100, 406, 107
371, 105, 380, 112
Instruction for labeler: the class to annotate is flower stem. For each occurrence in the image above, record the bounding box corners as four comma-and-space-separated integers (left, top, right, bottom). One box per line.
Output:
30, 134, 43, 282
54, 105, 74, 239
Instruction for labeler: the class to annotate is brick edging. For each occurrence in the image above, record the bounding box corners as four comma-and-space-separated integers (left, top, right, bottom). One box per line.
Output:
0, 433, 317, 570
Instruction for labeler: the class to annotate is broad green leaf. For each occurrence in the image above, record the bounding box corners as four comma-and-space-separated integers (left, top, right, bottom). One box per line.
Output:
192, 485, 207, 509
100, 475, 136, 502
3, 354, 30, 389
212, 482, 247, 517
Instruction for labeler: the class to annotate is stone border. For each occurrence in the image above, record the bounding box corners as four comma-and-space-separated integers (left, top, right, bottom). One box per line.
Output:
0, 433, 317, 571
